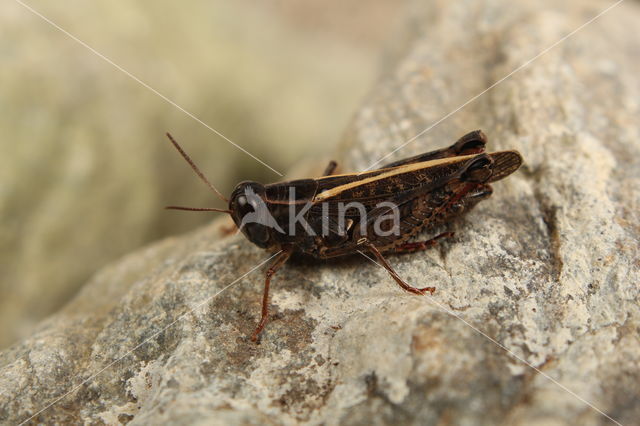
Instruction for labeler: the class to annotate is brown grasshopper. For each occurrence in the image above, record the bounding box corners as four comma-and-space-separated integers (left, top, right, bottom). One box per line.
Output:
166, 130, 523, 341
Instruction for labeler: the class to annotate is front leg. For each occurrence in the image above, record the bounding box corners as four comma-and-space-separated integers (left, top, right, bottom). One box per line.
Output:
251, 249, 293, 342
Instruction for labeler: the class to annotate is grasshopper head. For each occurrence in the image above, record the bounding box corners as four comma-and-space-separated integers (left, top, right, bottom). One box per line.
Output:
229, 181, 277, 248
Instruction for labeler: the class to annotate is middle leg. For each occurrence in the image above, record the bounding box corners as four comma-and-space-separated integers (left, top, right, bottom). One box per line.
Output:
361, 240, 435, 295
322, 160, 338, 176
391, 232, 455, 254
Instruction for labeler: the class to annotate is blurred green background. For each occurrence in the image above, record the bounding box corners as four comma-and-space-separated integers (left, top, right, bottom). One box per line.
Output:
0, 0, 408, 348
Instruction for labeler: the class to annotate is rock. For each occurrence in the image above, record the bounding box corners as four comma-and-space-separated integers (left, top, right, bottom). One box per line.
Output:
2, 0, 639, 424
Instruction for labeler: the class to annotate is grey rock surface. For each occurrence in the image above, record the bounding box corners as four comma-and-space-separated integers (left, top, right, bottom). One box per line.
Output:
2, 0, 639, 424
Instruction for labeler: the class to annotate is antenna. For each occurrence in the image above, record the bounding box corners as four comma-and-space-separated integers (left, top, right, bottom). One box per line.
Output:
166, 132, 229, 203
165, 206, 232, 214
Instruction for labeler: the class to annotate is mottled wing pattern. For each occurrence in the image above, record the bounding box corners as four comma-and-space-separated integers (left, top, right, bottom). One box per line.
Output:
309, 150, 522, 258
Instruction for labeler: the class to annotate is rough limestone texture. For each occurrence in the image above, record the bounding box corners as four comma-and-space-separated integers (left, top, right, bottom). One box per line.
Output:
2, 0, 639, 424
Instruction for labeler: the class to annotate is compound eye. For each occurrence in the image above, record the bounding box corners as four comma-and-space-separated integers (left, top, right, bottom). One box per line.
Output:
236, 195, 257, 214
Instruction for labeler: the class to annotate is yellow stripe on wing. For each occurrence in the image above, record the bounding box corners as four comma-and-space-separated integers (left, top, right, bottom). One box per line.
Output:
313, 154, 478, 202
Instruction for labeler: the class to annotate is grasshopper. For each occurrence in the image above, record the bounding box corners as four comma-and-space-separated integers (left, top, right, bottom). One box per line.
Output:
166, 130, 523, 341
